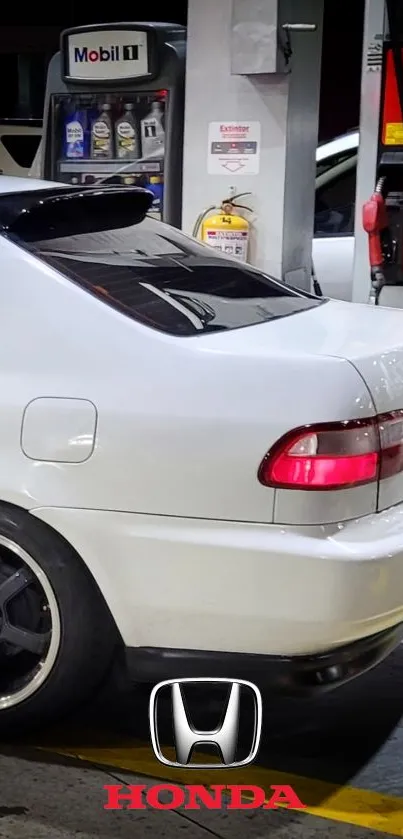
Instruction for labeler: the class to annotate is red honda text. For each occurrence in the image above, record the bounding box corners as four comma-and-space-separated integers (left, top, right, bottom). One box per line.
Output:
104, 783, 306, 810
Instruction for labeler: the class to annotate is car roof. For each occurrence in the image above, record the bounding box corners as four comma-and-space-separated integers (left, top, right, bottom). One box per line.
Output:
316, 131, 359, 163
0, 176, 62, 194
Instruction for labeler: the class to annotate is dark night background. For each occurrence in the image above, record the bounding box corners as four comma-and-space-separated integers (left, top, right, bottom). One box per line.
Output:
0, 0, 365, 141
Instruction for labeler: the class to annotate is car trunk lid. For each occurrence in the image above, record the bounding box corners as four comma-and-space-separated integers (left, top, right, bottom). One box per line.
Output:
200, 297, 403, 513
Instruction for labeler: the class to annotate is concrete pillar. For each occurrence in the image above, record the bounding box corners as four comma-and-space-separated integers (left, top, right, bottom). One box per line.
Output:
181, 0, 324, 289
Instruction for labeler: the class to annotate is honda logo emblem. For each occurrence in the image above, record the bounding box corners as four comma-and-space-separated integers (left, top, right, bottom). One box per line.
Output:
149, 677, 263, 769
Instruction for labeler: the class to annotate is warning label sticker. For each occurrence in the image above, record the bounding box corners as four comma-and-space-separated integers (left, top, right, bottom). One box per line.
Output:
205, 229, 248, 260
207, 122, 261, 175
385, 123, 403, 145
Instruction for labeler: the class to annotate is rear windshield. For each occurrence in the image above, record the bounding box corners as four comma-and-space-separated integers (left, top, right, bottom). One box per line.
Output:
8, 213, 324, 337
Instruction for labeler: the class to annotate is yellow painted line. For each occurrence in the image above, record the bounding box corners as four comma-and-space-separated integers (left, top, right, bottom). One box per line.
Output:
36, 737, 403, 836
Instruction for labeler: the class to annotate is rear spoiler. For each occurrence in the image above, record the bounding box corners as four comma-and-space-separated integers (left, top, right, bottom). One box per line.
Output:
0, 185, 154, 241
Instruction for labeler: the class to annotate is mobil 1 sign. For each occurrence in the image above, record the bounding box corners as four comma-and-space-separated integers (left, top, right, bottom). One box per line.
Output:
66, 29, 149, 81
207, 122, 261, 175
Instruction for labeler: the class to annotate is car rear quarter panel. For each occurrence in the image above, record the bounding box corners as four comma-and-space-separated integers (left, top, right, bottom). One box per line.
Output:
0, 237, 375, 525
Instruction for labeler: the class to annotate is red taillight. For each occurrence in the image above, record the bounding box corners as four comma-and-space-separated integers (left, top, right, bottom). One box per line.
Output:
378, 411, 403, 479
258, 412, 403, 491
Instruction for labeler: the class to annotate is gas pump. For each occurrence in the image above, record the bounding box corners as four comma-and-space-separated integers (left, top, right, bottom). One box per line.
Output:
361, 0, 403, 306
40, 22, 186, 227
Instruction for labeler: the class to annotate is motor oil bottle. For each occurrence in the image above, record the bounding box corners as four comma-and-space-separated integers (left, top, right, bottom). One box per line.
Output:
91, 103, 113, 159
63, 109, 86, 159
147, 176, 164, 216
140, 101, 165, 157
115, 103, 139, 160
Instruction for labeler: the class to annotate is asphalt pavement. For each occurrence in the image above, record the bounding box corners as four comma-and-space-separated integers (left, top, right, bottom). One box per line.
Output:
1, 641, 403, 837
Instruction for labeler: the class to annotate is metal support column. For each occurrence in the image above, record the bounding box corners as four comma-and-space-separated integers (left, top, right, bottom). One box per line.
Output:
352, 0, 386, 303
181, 0, 324, 289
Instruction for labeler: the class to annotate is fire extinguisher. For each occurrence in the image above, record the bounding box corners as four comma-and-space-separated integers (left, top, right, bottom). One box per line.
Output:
192, 192, 252, 262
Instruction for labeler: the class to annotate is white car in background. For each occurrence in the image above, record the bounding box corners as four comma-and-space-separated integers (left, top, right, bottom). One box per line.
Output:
313, 129, 359, 301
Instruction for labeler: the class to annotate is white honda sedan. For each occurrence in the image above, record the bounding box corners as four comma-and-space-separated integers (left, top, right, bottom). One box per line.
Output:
1, 175, 403, 730
313, 129, 359, 300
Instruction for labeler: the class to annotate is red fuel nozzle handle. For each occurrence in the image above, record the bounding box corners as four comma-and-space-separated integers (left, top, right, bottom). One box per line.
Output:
362, 192, 388, 268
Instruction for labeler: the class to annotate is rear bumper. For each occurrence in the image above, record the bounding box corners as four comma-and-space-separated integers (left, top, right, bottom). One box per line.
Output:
32, 504, 403, 656
126, 622, 403, 696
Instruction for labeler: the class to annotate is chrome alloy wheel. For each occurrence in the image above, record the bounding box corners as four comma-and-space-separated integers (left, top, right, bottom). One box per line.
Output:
0, 535, 61, 709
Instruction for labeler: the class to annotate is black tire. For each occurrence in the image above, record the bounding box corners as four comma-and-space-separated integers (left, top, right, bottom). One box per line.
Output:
0, 502, 119, 734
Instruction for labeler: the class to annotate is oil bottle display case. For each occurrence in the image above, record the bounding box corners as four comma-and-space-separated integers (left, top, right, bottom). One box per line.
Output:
41, 23, 186, 226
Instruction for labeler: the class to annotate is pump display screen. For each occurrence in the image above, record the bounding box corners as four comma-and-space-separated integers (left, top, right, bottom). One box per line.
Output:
49, 91, 167, 219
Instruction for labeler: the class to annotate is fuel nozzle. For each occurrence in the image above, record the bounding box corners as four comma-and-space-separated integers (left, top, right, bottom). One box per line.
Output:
362, 177, 390, 304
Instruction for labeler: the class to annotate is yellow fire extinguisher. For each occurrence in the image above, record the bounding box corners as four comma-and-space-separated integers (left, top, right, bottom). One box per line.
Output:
192, 192, 252, 262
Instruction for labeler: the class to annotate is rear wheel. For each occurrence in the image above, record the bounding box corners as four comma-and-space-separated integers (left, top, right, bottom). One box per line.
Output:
0, 504, 118, 732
